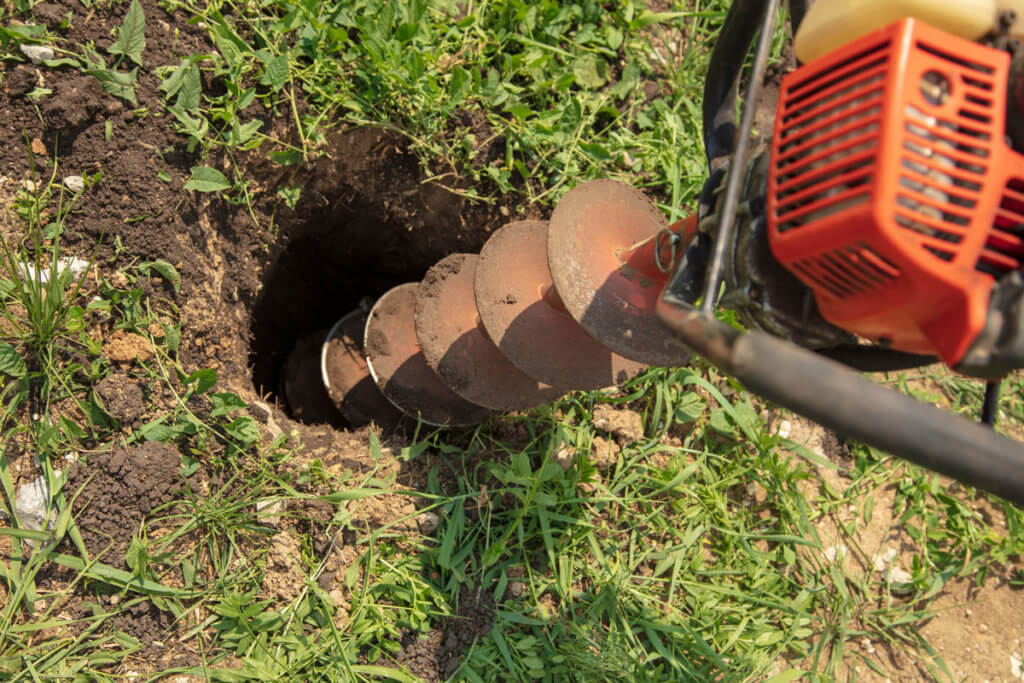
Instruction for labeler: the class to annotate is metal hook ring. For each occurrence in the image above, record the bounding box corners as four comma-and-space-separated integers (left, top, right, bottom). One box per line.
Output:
654, 228, 681, 274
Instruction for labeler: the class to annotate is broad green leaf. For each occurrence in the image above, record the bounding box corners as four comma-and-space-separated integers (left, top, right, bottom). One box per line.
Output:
139, 259, 180, 292
449, 66, 469, 101
270, 150, 302, 165
260, 54, 289, 90
675, 392, 706, 422
86, 68, 138, 105
230, 119, 263, 146
184, 166, 231, 193
176, 64, 202, 110
0, 341, 26, 378
167, 103, 208, 139
572, 54, 606, 89
137, 418, 184, 442
183, 368, 217, 394
159, 56, 203, 103
164, 322, 181, 352
210, 392, 247, 417
396, 23, 417, 42
208, 12, 251, 67
225, 416, 259, 446
108, 0, 146, 66
579, 142, 611, 161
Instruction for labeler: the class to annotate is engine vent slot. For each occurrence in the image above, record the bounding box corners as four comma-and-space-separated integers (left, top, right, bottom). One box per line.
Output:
790, 244, 901, 299
980, 178, 1024, 276
773, 43, 889, 234
766, 18, 1016, 364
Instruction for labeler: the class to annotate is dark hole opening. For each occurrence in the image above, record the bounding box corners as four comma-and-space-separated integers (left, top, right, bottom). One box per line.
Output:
248, 201, 431, 426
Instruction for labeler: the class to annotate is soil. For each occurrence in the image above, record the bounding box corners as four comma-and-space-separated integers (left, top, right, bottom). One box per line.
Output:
776, 415, 1024, 681
396, 586, 497, 682
65, 442, 182, 565
1, 0, 1022, 679
94, 372, 146, 425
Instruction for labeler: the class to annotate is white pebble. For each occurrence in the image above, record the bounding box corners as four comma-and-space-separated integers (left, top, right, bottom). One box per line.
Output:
872, 547, 899, 572
775, 420, 792, 439
417, 512, 440, 535
20, 44, 54, 64
63, 175, 84, 192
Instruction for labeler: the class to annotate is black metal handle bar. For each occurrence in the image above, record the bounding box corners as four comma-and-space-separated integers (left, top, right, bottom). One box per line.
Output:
657, 291, 1024, 506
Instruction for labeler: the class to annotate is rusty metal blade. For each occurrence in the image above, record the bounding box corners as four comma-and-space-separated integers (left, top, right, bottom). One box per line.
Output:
364, 283, 491, 427
475, 220, 647, 390
415, 254, 566, 411
321, 309, 403, 429
548, 179, 692, 366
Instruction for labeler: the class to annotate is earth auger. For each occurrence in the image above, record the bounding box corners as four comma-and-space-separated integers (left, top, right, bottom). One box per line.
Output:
300, 0, 1024, 506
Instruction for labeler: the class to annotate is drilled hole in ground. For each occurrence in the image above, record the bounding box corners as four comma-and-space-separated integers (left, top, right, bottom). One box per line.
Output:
248, 208, 429, 426
247, 127, 534, 427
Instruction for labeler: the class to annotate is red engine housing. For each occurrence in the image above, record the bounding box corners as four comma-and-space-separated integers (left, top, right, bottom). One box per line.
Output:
766, 18, 1024, 365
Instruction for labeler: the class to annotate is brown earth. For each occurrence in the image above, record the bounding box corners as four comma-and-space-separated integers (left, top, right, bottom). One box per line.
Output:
2, 0, 1024, 680
1, 0, 522, 674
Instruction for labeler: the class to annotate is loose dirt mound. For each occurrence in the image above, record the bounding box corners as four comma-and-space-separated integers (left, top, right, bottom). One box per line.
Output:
66, 442, 182, 565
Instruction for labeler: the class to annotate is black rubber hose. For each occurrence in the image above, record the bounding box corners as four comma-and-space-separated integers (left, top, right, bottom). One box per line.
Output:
702, 0, 764, 169
788, 0, 810, 35
982, 380, 1000, 426
816, 345, 938, 373
656, 300, 1024, 506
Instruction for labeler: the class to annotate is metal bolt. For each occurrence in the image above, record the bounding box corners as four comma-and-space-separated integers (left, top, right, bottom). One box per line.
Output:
920, 70, 951, 106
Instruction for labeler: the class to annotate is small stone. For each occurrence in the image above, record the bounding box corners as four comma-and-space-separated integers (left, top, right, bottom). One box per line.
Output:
506, 581, 525, 598
417, 511, 440, 535
22, 179, 37, 192
15, 472, 61, 533
823, 544, 847, 563
62, 175, 84, 192
966, 608, 973, 617
775, 420, 792, 440
980, 623, 989, 633
872, 547, 899, 572
1011, 653, 1023, 679
553, 445, 575, 471
256, 498, 286, 523
20, 44, 54, 64
885, 565, 914, 594
109, 594, 120, 606
499, 205, 510, 217
21, 256, 90, 284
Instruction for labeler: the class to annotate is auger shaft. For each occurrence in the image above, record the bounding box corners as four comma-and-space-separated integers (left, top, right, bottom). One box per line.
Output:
323, 180, 698, 427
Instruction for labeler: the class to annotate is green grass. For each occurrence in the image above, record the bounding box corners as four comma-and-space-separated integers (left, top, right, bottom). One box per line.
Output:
1, 0, 1023, 680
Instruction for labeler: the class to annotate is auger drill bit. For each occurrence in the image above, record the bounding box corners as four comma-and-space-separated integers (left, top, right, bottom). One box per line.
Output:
475, 219, 646, 390
320, 180, 698, 427
364, 283, 491, 427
